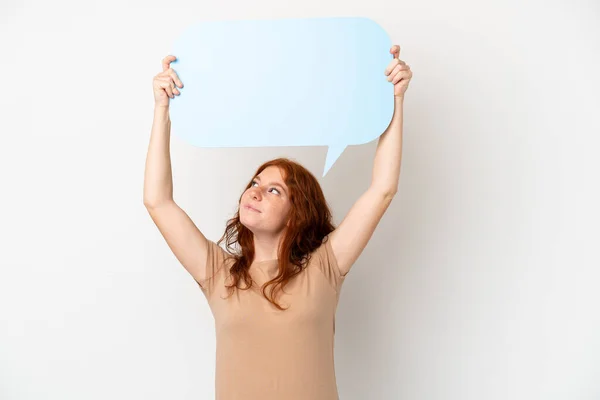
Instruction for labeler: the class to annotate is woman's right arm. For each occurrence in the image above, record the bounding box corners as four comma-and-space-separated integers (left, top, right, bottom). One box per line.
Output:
143, 55, 210, 284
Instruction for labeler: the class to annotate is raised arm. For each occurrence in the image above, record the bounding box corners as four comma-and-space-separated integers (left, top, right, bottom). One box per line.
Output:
143, 55, 211, 284
328, 45, 413, 276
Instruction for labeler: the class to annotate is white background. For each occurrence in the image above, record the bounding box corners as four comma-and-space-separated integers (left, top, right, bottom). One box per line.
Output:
1, 1, 599, 399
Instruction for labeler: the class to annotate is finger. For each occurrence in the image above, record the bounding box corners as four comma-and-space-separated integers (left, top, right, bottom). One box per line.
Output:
390, 45, 400, 59
384, 58, 407, 76
162, 55, 176, 72
158, 77, 175, 98
171, 80, 180, 96
167, 76, 179, 95
158, 70, 181, 91
167, 79, 177, 98
392, 70, 411, 84
168, 68, 184, 88
384, 59, 401, 76
387, 64, 402, 82
386, 63, 405, 81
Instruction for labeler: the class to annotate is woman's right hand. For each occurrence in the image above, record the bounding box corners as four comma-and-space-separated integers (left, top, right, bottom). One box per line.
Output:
153, 55, 184, 108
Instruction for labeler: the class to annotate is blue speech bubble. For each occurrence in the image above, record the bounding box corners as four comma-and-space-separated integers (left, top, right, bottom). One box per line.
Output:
169, 16, 394, 176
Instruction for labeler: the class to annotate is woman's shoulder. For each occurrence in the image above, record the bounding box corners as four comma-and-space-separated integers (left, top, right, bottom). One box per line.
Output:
307, 235, 345, 290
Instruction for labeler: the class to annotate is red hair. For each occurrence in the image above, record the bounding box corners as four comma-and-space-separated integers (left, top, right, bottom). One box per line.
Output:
217, 157, 336, 310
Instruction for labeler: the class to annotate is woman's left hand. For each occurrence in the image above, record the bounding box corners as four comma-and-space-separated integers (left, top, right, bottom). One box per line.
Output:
385, 45, 413, 98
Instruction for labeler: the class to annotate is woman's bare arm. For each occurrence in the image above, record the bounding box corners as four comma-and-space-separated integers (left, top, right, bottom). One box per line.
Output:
143, 57, 210, 284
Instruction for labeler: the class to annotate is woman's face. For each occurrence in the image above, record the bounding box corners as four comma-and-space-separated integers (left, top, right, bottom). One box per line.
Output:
240, 166, 292, 234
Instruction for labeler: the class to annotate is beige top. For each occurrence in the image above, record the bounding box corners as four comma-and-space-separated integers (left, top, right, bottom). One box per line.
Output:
197, 236, 347, 400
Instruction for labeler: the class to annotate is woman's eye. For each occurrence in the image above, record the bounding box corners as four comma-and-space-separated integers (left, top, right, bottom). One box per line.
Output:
251, 181, 279, 195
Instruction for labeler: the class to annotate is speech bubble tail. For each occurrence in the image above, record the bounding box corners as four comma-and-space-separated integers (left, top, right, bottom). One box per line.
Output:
323, 144, 347, 177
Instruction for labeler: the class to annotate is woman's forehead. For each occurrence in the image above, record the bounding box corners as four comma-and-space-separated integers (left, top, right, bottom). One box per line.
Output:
256, 167, 286, 184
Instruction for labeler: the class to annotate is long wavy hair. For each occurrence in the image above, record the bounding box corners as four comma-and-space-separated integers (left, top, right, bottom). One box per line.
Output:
216, 157, 336, 310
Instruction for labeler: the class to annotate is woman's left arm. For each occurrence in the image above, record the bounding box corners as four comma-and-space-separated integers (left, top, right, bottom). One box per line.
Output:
329, 45, 413, 276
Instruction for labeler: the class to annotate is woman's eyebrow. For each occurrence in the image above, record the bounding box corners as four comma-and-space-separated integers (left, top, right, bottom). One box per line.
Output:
254, 176, 288, 193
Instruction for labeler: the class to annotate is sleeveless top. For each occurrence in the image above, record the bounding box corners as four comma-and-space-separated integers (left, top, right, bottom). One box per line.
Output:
197, 235, 348, 399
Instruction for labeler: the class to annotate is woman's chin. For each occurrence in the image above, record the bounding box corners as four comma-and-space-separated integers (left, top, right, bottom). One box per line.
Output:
240, 217, 258, 230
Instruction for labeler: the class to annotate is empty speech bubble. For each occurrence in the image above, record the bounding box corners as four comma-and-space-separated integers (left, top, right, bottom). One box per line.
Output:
169, 16, 394, 176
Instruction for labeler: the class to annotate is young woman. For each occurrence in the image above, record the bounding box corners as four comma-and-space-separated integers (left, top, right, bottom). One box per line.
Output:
143, 45, 412, 400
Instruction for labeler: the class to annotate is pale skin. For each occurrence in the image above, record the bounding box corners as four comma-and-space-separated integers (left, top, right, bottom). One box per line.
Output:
239, 165, 292, 263
144, 44, 412, 281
